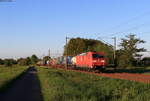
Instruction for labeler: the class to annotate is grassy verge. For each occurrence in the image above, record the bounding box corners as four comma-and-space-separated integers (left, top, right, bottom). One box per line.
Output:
144, 66, 150, 74
37, 67, 150, 101
0, 65, 28, 92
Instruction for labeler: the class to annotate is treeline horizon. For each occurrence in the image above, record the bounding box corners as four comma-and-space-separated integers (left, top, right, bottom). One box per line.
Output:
0, 34, 150, 68
0, 54, 39, 67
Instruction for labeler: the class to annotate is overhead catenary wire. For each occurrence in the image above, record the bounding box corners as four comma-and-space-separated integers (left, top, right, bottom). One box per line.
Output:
97, 37, 113, 47
91, 11, 150, 60
110, 11, 150, 30
93, 10, 150, 39
65, 11, 150, 58
100, 10, 150, 35
110, 21, 150, 36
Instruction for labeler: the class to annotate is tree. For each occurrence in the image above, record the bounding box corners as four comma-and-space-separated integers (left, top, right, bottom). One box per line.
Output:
117, 34, 146, 68
30, 54, 38, 64
17, 58, 27, 66
64, 38, 87, 56
26, 57, 32, 65
0, 59, 4, 65
43, 56, 51, 64
17, 57, 31, 66
4, 59, 17, 67
141, 57, 150, 66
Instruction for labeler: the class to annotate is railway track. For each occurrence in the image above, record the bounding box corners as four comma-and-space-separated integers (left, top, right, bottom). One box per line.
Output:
49, 65, 150, 84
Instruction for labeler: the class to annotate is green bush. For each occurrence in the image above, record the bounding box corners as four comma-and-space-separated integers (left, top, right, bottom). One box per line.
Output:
4, 59, 16, 67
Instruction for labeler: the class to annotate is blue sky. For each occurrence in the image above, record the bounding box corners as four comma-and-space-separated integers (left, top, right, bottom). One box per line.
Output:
0, 0, 150, 58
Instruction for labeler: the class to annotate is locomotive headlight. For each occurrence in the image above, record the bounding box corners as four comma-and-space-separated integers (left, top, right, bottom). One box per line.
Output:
93, 60, 97, 63
101, 60, 105, 63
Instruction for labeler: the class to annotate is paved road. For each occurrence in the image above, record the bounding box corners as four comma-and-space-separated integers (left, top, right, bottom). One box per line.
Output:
0, 67, 43, 101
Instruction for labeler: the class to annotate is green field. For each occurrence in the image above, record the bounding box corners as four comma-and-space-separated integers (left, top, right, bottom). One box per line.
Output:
0, 65, 28, 92
37, 67, 150, 101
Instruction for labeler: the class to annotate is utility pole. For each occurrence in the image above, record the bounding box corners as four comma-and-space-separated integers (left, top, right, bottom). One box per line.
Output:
48, 49, 50, 57
65, 37, 72, 68
112, 37, 117, 66
66, 37, 68, 68
42, 54, 45, 59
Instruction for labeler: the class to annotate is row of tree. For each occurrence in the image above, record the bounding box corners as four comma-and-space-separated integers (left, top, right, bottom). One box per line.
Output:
0, 55, 39, 67
63, 34, 147, 68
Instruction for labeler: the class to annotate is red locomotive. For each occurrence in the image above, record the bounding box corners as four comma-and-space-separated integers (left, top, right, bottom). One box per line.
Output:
73, 52, 107, 70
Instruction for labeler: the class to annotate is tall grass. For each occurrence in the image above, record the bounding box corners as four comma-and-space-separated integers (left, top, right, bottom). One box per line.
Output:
37, 67, 150, 101
0, 65, 28, 92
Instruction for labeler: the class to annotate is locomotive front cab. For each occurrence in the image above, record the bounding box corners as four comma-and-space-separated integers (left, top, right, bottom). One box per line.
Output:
92, 53, 106, 70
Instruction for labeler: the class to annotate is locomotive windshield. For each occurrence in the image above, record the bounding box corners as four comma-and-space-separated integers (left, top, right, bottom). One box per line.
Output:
92, 54, 104, 58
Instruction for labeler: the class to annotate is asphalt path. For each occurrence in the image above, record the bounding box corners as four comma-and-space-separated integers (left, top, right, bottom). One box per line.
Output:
0, 67, 43, 101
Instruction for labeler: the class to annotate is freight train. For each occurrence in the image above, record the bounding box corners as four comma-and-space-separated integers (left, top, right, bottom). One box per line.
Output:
38, 51, 107, 71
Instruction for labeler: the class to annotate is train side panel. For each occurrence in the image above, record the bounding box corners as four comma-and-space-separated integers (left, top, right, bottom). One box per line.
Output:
75, 52, 106, 69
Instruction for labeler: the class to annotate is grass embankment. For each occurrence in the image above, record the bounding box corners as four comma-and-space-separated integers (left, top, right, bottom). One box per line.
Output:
37, 67, 150, 101
0, 65, 28, 92
144, 66, 150, 75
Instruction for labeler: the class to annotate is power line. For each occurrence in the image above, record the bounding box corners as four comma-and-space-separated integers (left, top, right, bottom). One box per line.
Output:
95, 10, 150, 39
103, 10, 150, 34
140, 30, 150, 34
106, 21, 150, 37
97, 37, 113, 47
113, 11, 150, 29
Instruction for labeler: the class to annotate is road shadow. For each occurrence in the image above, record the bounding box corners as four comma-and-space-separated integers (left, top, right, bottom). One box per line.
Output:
0, 66, 44, 101
0, 67, 27, 93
